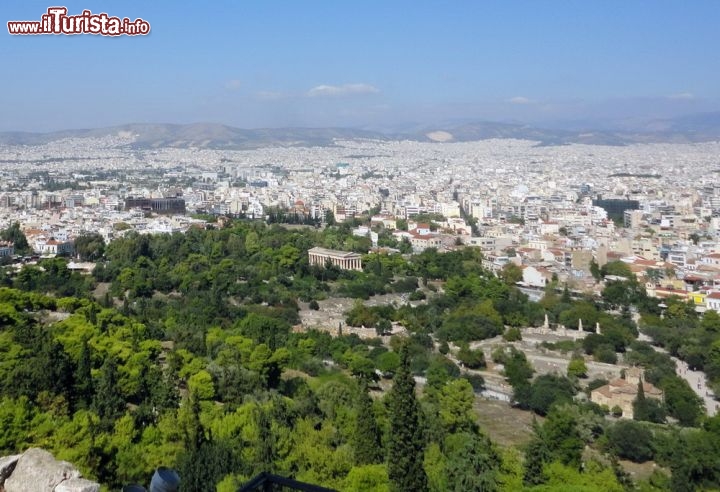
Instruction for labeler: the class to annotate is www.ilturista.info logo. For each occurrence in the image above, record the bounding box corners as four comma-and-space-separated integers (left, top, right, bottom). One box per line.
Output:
7, 7, 150, 36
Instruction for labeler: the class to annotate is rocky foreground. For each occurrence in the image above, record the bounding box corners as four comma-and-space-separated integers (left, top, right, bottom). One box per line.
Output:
0, 449, 99, 492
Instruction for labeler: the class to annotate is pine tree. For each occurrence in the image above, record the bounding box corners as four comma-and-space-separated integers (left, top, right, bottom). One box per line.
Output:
354, 380, 382, 465
387, 344, 428, 492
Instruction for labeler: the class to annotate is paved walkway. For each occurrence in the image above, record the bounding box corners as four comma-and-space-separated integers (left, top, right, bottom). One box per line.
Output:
675, 357, 718, 417
638, 333, 718, 417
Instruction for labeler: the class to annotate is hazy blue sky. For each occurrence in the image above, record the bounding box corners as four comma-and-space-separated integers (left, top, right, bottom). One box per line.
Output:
2, 1, 719, 131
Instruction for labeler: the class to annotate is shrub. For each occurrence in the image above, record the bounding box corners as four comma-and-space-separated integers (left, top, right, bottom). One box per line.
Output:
607, 420, 654, 462
567, 358, 588, 379
503, 327, 522, 342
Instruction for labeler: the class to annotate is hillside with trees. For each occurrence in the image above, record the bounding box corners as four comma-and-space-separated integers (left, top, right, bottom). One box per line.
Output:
0, 220, 719, 491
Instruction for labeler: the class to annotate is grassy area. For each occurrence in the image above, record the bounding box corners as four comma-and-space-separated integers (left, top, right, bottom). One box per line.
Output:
620, 460, 668, 482
473, 398, 540, 447
306, 368, 356, 390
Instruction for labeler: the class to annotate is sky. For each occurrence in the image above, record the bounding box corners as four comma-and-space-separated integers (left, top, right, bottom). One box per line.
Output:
1, 1, 719, 132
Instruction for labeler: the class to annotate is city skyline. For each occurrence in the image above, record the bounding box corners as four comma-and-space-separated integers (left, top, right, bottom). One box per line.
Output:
3, 0, 720, 131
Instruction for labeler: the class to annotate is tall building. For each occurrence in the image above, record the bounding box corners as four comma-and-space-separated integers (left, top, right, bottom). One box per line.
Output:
624, 210, 642, 229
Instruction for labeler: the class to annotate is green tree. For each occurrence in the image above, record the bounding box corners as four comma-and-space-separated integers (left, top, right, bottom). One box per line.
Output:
255, 405, 276, 474
444, 432, 501, 491
438, 379, 478, 434
188, 369, 215, 400
354, 382, 383, 465
376, 318, 392, 336
237, 313, 290, 351
387, 344, 428, 492
661, 377, 704, 426
176, 439, 238, 492
349, 356, 378, 383
376, 351, 401, 375
92, 356, 125, 429
344, 464, 390, 491
567, 357, 588, 379
542, 408, 584, 468
0, 222, 30, 254
501, 348, 534, 388
457, 343, 486, 369
499, 262, 522, 286
523, 421, 551, 486
521, 375, 576, 416
74, 233, 106, 261
601, 261, 633, 278
633, 379, 649, 422
73, 339, 94, 410
245, 231, 261, 254
607, 420, 654, 462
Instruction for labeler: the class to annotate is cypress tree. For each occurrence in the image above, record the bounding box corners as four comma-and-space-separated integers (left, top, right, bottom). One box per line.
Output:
73, 339, 94, 410
633, 378, 649, 421
387, 344, 428, 492
523, 419, 550, 486
255, 405, 275, 474
93, 356, 125, 429
561, 284, 571, 303
353, 380, 382, 465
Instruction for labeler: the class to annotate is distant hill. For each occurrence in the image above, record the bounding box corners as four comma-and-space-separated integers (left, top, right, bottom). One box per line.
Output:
415, 113, 720, 145
2, 113, 720, 149
0, 123, 388, 149
415, 122, 632, 146
636, 111, 720, 141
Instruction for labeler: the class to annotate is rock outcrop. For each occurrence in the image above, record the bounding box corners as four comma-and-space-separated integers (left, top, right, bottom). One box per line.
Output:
0, 448, 100, 492
0, 455, 20, 484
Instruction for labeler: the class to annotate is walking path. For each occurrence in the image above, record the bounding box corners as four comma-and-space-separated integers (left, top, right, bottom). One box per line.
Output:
638, 333, 718, 417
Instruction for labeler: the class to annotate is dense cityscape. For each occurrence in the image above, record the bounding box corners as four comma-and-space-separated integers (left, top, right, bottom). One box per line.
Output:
1, 131, 720, 490
4, 1, 720, 491
3, 135, 720, 304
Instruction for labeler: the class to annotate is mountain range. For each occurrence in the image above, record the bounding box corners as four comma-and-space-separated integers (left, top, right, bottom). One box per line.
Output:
2, 112, 720, 149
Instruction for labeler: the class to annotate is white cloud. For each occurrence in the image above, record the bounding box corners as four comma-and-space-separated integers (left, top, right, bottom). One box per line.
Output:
224, 79, 242, 91
667, 92, 694, 100
306, 83, 380, 97
507, 96, 532, 104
